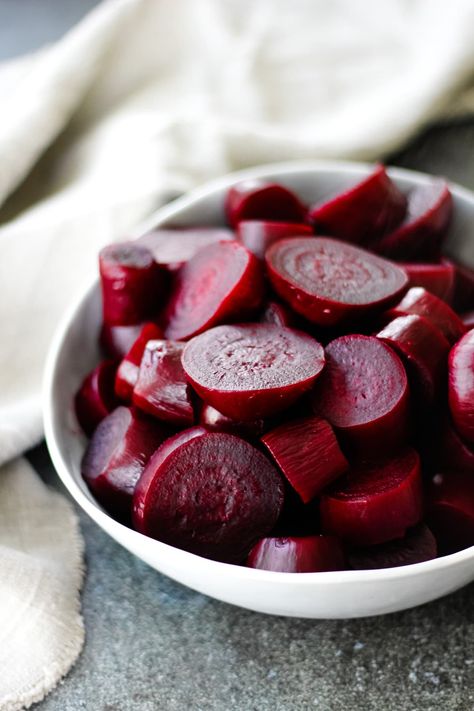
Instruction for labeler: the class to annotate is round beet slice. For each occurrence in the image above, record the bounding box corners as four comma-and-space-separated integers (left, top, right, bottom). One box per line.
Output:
100, 322, 146, 360
265, 237, 408, 327
75, 360, 118, 436
199, 403, 266, 439
320, 449, 423, 546
237, 220, 313, 260
138, 227, 234, 271
247, 535, 345, 573
163, 241, 263, 341
348, 524, 437, 570
312, 336, 409, 453
225, 180, 306, 228
261, 415, 348, 503
427, 471, 474, 554
448, 329, 474, 444
375, 180, 452, 260
388, 287, 466, 345
260, 300, 296, 328
99, 242, 165, 326
82, 406, 168, 520
401, 261, 455, 302
437, 418, 474, 473
182, 324, 325, 421
115, 323, 164, 401
133, 430, 284, 563
308, 165, 406, 245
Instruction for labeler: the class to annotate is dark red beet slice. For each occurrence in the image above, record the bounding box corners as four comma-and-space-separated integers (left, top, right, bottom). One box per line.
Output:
237, 220, 312, 260
247, 535, 345, 573
163, 241, 263, 341
182, 324, 325, 421
75, 360, 118, 436
133, 340, 194, 426
137, 227, 234, 271
320, 448, 423, 546
99, 242, 165, 325
437, 418, 474, 473
100, 322, 145, 360
260, 300, 296, 328
446, 259, 474, 312
348, 524, 437, 570
427, 471, 474, 554
448, 329, 474, 444
265, 237, 408, 327
401, 261, 455, 302
312, 335, 409, 453
199, 403, 266, 438
81, 406, 167, 520
261, 416, 348, 503
132, 430, 284, 563
388, 287, 466, 345
308, 165, 406, 245
225, 180, 306, 229
377, 315, 450, 404
115, 323, 164, 401
463, 311, 474, 329
375, 180, 452, 260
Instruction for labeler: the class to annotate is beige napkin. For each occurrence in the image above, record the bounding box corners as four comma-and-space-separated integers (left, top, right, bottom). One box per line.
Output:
1, 0, 474, 707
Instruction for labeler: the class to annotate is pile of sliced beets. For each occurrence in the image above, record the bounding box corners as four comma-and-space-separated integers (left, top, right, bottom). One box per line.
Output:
76, 165, 474, 573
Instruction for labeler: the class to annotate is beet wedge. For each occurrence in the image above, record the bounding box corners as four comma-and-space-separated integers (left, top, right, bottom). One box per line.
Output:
427, 471, 474, 554
115, 323, 164, 401
225, 180, 306, 228
133, 429, 284, 563
388, 287, 466, 345
348, 524, 437, 570
266, 237, 408, 327
448, 329, 474, 444
182, 324, 325, 421
247, 535, 345, 573
75, 360, 119, 436
237, 220, 312, 260
401, 261, 455, 302
138, 227, 234, 272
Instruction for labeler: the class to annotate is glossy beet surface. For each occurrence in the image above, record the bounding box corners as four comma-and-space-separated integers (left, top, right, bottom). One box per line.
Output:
308, 165, 406, 245
164, 241, 263, 340
237, 220, 312, 260
261, 416, 348, 503
247, 536, 345, 573
225, 180, 306, 228
133, 340, 194, 426
115, 323, 163, 401
266, 237, 408, 327
312, 335, 409, 452
199, 404, 266, 439
75, 360, 118, 436
133, 430, 284, 563
320, 449, 423, 546
448, 329, 474, 444
81, 406, 167, 520
182, 324, 325, 421
100, 322, 145, 359
427, 471, 474, 554
401, 262, 455, 302
388, 287, 465, 345
348, 524, 437, 570
138, 227, 234, 271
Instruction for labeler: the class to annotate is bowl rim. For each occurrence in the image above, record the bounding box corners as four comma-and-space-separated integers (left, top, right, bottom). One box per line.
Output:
43, 158, 474, 586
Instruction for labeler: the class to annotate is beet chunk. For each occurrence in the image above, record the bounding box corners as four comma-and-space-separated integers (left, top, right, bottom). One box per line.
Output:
388, 287, 466, 345
312, 335, 409, 453
448, 329, 474, 444
75, 360, 118, 436
133, 430, 284, 563
375, 180, 452, 260
163, 241, 263, 341
427, 471, 474, 554
182, 324, 325, 421
247, 535, 345, 573
115, 323, 164, 401
138, 227, 234, 271
133, 340, 194, 427
225, 180, 306, 228
308, 165, 406, 245
199, 404, 266, 439
100, 322, 145, 360
265, 237, 408, 327
261, 416, 348, 503
348, 524, 437, 570
237, 220, 312, 260
401, 262, 455, 302
81, 406, 168, 520
320, 449, 423, 546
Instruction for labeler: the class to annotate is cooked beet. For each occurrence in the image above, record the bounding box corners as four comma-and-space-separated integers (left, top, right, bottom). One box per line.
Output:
312, 335, 409, 453
261, 416, 348, 503
463, 311, 474, 329
401, 262, 455, 302
265, 237, 408, 327
375, 180, 452, 260
448, 329, 474, 444
75, 360, 118, 436
348, 524, 437, 570
237, 220, 312, 260
199, 403, 266, 438
225, 180, 306, 228
133, 340, 194, 426
260, 300, 296, 328
163, 241, 263, 341
132, 430, 284, 563
377, 314, 450, 404
138, 227, 234, 271
100, 322, 145, 360
388, 287, 466, 345
247, 535, 345, 573
308, 165, 406, 245
182, 324, 325, 421
437, 418, 474, 473
81, 406, 167, 520
427, 471, 474, 554
446, 258, 474, 312
115, 323, 164, 400
320, 448, 423, 546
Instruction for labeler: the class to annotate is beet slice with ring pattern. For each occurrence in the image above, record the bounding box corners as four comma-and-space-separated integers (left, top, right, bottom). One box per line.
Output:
247, 535, 345, 573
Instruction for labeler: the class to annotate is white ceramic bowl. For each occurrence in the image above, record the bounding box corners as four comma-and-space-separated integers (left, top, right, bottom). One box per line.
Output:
44, 160, 474, 619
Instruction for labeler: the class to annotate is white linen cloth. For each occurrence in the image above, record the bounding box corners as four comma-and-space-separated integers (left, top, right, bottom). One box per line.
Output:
1, 0, 474, 707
